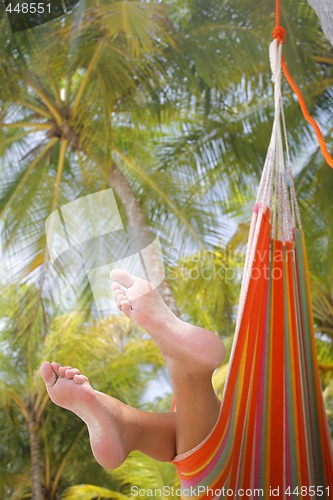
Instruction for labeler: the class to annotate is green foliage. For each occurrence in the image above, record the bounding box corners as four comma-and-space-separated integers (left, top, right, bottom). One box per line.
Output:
60, 451, 179, 500
108, 451, 179, 499
0, 0, 333, 496
0, 281, 165, 498
61, 484, 129, 499
168, 248, 243, 336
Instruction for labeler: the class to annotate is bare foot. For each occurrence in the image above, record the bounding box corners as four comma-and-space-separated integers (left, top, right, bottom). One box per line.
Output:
40, 361, 131, 469
110, 269, 226, 373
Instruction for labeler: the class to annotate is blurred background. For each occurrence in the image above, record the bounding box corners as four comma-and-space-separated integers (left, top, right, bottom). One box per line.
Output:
0, 0, 332, 498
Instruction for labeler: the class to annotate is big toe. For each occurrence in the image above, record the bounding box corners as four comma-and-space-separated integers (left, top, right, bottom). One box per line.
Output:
40, 361, 58, 388
110, 269, 135, 288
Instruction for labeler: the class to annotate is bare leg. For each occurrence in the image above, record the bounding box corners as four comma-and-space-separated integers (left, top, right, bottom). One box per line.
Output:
110, 269, 225, 455
40, 270, 225, 468
40, 361, 177, 468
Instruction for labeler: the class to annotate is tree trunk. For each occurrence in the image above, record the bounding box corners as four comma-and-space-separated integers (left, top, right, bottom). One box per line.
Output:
307, 0, 333, 48
109, 162, 180, 316
28, 416, 43, 500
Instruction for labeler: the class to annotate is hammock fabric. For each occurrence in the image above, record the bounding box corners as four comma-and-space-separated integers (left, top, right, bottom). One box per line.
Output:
172, 39, 333, 499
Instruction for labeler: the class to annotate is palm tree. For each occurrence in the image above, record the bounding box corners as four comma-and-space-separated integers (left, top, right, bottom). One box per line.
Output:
159, 0, 333, 200
1, 0, 333, 494
0, 0, 220, 316
1, 0, 332, 305
0, 281, 165, 499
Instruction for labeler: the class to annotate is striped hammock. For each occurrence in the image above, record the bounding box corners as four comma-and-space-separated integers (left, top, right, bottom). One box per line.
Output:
172, 39, 333, 500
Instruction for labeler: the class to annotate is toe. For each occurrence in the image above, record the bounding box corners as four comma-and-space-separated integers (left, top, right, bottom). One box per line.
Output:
51, 361, 60, 372
120, 300, 132, 317
110, 269, 135, 288
73, 374, 88, 384
65, 368, 80, 379
111, 282, 123, 292
58, 365, 72, 377
116, 293, 126, 307
113, 288, 125, 299
40, 362, 58, 388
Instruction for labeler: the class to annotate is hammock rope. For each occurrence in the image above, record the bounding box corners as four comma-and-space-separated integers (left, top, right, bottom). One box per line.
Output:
273, 0, 333, 169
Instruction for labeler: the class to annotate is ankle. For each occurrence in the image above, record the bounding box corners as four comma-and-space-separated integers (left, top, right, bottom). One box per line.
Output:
166, 357, 216, 382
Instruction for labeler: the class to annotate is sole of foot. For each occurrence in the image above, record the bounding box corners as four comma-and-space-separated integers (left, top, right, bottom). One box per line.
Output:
40, 361, 128, 469
110, 269, 226, 374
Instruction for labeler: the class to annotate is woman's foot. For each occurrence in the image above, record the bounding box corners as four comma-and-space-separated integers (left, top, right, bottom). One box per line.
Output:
110, 269, 226, 374
40, 361, 130, 469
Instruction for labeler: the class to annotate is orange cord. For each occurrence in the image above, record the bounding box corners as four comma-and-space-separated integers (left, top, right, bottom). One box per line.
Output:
273, 0, 286, 44
275, 0, 281, 29
272, 0, 333, 169
281, 57, 333, 168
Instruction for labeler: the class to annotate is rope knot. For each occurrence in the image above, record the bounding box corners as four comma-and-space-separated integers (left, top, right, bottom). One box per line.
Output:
272, 26, 286, 44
